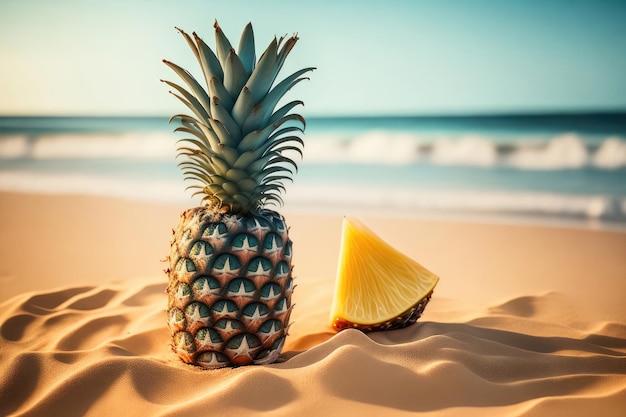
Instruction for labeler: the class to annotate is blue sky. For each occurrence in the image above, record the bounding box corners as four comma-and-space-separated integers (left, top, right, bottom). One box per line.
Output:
1, 0, 625, 116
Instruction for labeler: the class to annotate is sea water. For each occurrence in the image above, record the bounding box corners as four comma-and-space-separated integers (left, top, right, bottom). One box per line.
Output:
1, 114, 625, 228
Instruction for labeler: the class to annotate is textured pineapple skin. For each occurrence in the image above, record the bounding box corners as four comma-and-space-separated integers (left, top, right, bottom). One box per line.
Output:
166, 207, 294, 368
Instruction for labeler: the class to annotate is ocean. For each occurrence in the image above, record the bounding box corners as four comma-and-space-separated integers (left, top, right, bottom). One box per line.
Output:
1, 114, 625, 229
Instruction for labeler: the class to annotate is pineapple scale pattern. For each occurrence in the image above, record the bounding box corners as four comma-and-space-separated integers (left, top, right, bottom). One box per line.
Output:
167, 207, 294, 368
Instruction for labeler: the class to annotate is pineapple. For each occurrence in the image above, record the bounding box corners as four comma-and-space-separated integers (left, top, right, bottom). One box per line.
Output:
162, 21, 313, 368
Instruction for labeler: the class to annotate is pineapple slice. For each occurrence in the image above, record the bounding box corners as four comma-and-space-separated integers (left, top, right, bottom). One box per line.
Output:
330, 217, 439, 332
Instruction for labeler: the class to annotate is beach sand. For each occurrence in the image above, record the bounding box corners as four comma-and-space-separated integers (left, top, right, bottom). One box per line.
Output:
1, 191, 625, 416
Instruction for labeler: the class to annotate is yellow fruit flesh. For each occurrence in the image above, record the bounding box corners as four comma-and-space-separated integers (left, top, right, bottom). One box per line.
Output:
330, 217, 439, 328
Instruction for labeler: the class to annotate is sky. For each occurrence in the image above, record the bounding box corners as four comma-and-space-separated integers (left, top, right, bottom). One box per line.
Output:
0, 0, 625, 116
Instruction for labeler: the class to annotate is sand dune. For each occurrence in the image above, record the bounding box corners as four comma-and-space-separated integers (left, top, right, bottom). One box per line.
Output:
1, 192, 625, 416
1, 279, 625, 417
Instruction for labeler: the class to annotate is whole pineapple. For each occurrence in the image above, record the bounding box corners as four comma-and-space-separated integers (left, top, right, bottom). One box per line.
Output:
163, 21, 313, 368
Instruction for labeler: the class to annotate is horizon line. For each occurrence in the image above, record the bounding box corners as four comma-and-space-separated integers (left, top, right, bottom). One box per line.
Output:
1, 109, 626, 119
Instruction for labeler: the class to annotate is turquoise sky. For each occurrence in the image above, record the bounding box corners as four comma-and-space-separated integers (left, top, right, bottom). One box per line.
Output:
1, 0, 625, 116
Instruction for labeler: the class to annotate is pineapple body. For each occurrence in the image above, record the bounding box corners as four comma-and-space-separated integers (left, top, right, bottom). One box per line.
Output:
167, 207, 293, 368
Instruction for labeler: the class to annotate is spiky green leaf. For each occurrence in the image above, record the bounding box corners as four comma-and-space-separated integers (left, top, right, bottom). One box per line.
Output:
219, 145, 240, 166
161, 79, 210, 120
268, 100, 304, 125
194, 32, 224, 83
166, 91, 208, 127
214, 21, 233, 68
238, 22, 255, 75
245, 37, 278, 103
230, 86, 255, 127
210, 97, 241, 141
223, 49, 248, 99
163, 59, 213, 117
208, 76, 234, 111
242, 68, 313, 132
207, 118, 237, 148
176, 28, 200, 61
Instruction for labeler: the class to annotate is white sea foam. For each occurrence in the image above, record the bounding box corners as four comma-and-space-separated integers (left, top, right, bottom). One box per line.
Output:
1, 131, 625, 173
303, 132, 625, 171
0, 132, 176, 160
30, 132, 175, 160
347, 131, 421, 164
592, 136, 626, 169
302, 134, 350, 163
507, 134, 588, 170
303, 131, 421, 165
430, 135, 497, 167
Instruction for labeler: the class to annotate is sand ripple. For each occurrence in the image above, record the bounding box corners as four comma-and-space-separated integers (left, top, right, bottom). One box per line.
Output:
1, 280, 625, 417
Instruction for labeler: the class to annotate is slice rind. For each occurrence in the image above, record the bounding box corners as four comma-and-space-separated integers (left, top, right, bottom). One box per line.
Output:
330, 217, 439, 332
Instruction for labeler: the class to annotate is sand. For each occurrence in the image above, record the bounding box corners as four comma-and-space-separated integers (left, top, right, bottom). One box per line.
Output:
1, 191, 625, 416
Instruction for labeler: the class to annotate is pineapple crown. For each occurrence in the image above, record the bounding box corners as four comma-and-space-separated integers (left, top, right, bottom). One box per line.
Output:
162, 21, 314, 214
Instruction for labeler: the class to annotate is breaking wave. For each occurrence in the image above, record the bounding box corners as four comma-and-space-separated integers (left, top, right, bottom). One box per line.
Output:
2, 131, 626, 170
302, 132, 626, 170
0, 132, 175, 160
